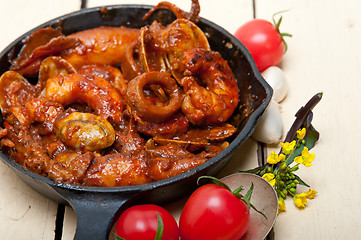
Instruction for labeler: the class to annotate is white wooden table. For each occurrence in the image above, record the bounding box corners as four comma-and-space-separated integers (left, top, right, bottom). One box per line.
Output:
1, 0, 360, 239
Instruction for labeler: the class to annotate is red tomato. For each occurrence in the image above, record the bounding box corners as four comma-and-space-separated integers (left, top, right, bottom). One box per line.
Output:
179, 184, 250, 240
115, 204, 179, 240
234, 19, 285, 72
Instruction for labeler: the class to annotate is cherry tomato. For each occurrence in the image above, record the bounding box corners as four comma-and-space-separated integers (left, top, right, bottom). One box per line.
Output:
115, 204, 179, 240
179, 184, 250, 240
234, 19, 286, 72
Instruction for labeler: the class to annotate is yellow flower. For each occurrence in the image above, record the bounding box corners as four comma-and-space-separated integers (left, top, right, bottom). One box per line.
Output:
302, 147, 315, 167
262, 173, 276, 186
267, 152, 285, 165
293, 193, 308, 209
294, 156, 303, 164
297, 128, 306, 140
278, 197, 286, 214
295, 147, 315, 167
305, 189, 317, 199
280, 140, 296, 155
267, 151, 280, 164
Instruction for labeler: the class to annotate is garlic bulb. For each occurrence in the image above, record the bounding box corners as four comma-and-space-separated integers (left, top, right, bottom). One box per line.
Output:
262, 66, 288, 103
252, 100, 283, 144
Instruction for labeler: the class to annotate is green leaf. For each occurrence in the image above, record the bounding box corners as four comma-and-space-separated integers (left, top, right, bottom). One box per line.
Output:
250, 203, 268, 220
238, 166, 265, 175
281, 33, 293, 38
232, 185, 245, 198
272, 10, 292, 53
154, 213, 164, 240
285, 124, 320, 165
243, 183, 254, 210
239, 184, 267, 219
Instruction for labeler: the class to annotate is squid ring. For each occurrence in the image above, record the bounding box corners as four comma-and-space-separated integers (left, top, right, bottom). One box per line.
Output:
126, 71, 182, 123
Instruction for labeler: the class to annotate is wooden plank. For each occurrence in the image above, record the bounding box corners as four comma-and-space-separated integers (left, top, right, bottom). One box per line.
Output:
62, 206, 77, 240
0, 0, 81, 50
255, 0, 361, 239
0, 1, 82, 239
0, 162, 58, 240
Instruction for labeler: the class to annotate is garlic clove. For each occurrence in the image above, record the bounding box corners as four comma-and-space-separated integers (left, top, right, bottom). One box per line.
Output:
262, 66, 288, 103
252, 100, 283, 144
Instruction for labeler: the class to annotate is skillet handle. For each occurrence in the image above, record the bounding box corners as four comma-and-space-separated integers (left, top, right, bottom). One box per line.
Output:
56, 188, 141, 240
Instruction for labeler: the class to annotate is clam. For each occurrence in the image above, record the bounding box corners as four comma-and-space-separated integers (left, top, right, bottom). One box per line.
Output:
38, 56, 76, 91
163, 19, 210, 82
139, 25, 167, 73
55, 112, 115, 151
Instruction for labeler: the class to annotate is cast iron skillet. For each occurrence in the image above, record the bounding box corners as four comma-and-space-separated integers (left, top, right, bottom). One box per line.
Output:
0, 5, 272, 240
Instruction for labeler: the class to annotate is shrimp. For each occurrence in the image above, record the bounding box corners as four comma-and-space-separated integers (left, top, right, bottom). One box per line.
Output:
38, 56, 76, 92
45, 73, 124, 123
180, 48, 239, 125
77, 64, 128, 97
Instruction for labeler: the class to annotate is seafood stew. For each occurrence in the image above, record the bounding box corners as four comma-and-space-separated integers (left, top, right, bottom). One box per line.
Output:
0, 3, 272, 239
0, 1, 270, 188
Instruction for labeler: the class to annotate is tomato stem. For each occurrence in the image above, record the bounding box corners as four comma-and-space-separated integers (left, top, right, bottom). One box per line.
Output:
272, 10, 292, 53
113, 233, 126, 240
154, 213, 164, 240
232, 185, 245, 196
197, 175, 232, 192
